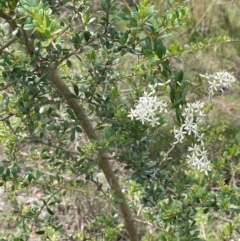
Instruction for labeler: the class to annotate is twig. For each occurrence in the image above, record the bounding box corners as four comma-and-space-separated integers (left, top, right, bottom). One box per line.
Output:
200, 222, 206, 240
40, 139, 79, 155
0, 113, 14, 121
133, 218, 154, 227
121, 88, 132, 93
122, 0, 132, 12
143, 25, 153, 47
167, 143, 176, 156
133, 218, 163, 231
0, 10, 10, 20
211, 212, 232, 222
0, 80, 17, 90
0, 35, 18, 54
31, 172, 84, 236
0, 10, 18, 34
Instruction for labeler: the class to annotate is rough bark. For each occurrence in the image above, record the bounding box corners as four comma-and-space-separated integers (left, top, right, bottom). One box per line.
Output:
47, 66, 139, 241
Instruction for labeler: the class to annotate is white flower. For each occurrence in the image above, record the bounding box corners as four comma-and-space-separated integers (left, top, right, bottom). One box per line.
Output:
214, 71, 236, 88
186, 144, 211, 174
155, 79, 171, 87
182, 101, 205, 118
200, 71, 236, 97
197, 133, 204, 145
128, 90, 168, 127
174, 101, 209, 174
181, 122, 198, 136
173, 126, 186, 144
173, 101, 205, 143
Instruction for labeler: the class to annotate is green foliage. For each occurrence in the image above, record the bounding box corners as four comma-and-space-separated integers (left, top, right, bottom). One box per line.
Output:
0, 0, 239, 240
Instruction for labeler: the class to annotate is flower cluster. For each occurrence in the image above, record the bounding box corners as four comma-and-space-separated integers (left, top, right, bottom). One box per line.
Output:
174, 101, 205, 144
186, 144, 211, 175
128, 71, 236, 175
173, 101, 211, 174
200, 71, 236, 97
128, 88, 168, 127
174, 101, 211, 174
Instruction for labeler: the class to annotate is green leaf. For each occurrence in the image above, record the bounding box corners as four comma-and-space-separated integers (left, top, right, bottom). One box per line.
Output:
47, 207, 54, 215
44, 28, 51, 39
67, 60, 72, 68
109, 27, 117, 38
111, 86, 119, 98
170, 85, 175, 103
42, 40, 51, 47
104, 127, 115, 139
117, 13, 129, 20
66, 108, 76, 119
75, 126, 82, 133
175, 70, 184, 83
101, 0, 111, 10
38, 8, 44, 19
73, 84, 79, 96
27, 173, 35, 182
35, 230, 45, 235
45, 15, 51, 28
84, 31, 90, 42
34, 104, 40, 113
48, 201, 56, 206
2, 173, 7, 182
35, 170, 41, 179
68, 92, 78, 98
49, 20, 56, 32
113, 46, 123, 53
230, 204, 239, 210
145, 37, 152, 51
70, 129, 75, 141
171, 97, 184, 108
2, 92, 9, 105
0, 166, 4, 175
192, 230, 200, 237
32, 20, 41, 27
154, 39, 166, 59
0, 0, 7, 7
95, 123, 110, 130
235, 134, 240, 145
11, 165, 19, 178
24, 210, 36, 218
203, 208, 209, 214
5, 168, 10, 178
24, 24, 36, 31
106, 40, 113, 49
23, 92, 29, 102
160, 234, 167, 241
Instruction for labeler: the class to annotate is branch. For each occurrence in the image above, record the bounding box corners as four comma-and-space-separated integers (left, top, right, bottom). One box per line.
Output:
0, 35, 18, 54
0, 10, 18, 32
0, 80, 17, 90
46, 66, 139, 241
0, 10, 9, 20
38, 138, 79, 155
122, 0, 132, 12
133, 218, 163, 230
0, 113, 14, 121
143, 25, 153, 46
0, 10, 34, 55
